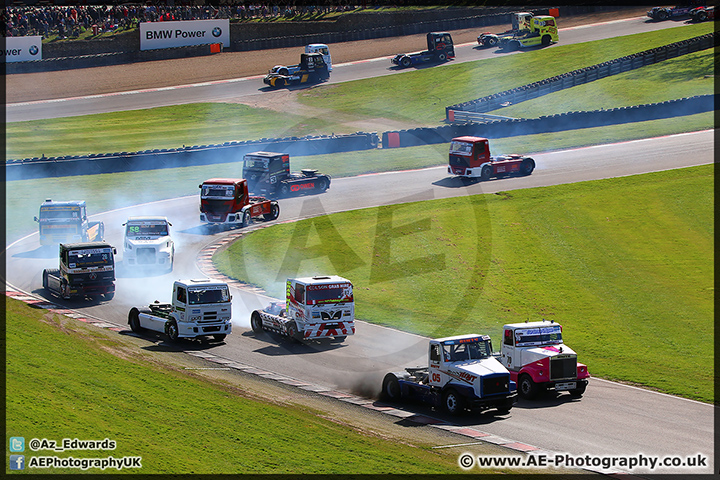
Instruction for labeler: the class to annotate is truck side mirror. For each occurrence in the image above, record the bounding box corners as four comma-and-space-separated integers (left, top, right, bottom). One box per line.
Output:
113, 248, 117, 254
34, 216, 38, 222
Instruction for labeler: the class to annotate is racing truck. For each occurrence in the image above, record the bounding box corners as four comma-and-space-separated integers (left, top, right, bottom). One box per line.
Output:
34, 199, 105, 246
250, 275, 354, 343
42, 242, 117, 301
380, 335, 517, 415
690, 5, 714, 21
498, 320, 589, 399
448, 136, 535, 182
199, 178, 279, 228
128, 279, 233, 342
242, 151, 331, 198
122, 216, 174, 271
478, 12, 558, 49
392, 32, 455, 68
647, 4, 701, 21
264, 52, 330, 88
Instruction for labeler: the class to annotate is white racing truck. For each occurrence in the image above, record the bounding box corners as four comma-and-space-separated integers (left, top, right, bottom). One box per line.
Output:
250, 275, 354, 342
128, 279, 233, 342
381, 334, 517, 415
122, 216, 174, 271
499, 320, 589, 399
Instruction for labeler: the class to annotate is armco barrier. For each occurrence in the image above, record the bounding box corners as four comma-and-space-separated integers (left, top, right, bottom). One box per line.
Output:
6, 132, 378, 181
446, 33, 716, 120
386, 95, 714, 148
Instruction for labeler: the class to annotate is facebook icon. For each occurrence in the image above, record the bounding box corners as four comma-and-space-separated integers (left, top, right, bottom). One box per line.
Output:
9, 455, 25, 470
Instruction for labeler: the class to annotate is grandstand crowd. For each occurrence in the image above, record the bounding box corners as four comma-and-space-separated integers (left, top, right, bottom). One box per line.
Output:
2, 3, 358, 38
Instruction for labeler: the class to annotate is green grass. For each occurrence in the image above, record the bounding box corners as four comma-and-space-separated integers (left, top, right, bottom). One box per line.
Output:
6, 23, 714, 161
213, 165, 714, 403
6, 298, 472, 474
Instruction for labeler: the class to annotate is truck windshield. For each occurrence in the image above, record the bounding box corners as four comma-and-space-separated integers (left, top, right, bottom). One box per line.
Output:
39, 207, 81, 219
442, 340, 491, 361
187, 286, 231, 305
514, 326, 563, 346
68, 248, 114, 268
449, 141, 473, 155
126, 222, 168, 237
201, 185, 235, 199
305, 283, 353, 304
243, 156, 269, 172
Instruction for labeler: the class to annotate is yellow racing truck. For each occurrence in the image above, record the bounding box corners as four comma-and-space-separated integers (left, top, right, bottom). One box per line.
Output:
478, 13, 558, 50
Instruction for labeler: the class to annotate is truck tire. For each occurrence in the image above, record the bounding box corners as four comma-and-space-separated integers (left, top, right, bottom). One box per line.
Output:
279, 184, 290, 198
331, 335, 346, 342
286, 321, 301, 342
213, 334, 227, 342
521, 158, 535, 176
442, 389, 465, 415
42, 269, 49, 290
316, 177, 329, 192
480, 166, 492, 181
278, 67, 289, 76
519, 374, 538, 399
541, 35, 551, 46
507, 40, 521, 51
263, 203, 280, 221
61, 279, 71, 300
102, 291, 115, 301
486, 36, 498, 47
657, 10, 668, 20
570, 382, 587, 397
251, 311, 263, 334
166, 320, 180, 342
381, 374, 401, 401
128, 308, 144, 333
241, 210, 252, 228
400, 56, 411, 68
437, 53, 446, 61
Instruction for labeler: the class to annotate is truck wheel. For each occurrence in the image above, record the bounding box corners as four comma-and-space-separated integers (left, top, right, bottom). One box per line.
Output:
519, 374, 538, 399
278, 67, 289, 76
61, 280, 71, 300
658, 10, 668, 20
43, 270, 49, 290
480, 166, 492, 181
102, 292, 115, 301
486, 36, 498, 47
241, 210, 252, 228
442, 389, 465, 415
570, 382, 587, 397
496, 406, 511, 415
166, 320, 180, 342
437, 53, 446, 61
381, 374, 401, 401
316, 177, 328, 192
263, 203, 280, 221
286, 321, 301, 342
213, 334, 227, 342
279, 184, 290, 198
541, 35, 551, 46
128, 308, 144, 333
331, 336, 346, 342
250, 312, 263, 334
521, 158, 535, 175
508, 40, 521, 51
401, 56, 411, 68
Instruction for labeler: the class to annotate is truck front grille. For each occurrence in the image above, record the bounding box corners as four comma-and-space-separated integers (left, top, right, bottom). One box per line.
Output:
136, 248, 156, 264
200, 311, 218, 322
482, 374, 510, 396
550, 356, 577, 380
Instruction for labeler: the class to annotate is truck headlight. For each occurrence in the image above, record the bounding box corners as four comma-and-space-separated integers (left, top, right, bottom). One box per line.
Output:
190, 315, 201, 322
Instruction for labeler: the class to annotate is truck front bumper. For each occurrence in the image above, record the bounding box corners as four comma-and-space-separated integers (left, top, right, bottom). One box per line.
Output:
466, 391, 517, 410
178, 321, 233, 338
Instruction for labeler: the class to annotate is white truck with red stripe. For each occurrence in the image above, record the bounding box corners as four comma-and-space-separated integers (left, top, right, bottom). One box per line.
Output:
250, 276, 354, 342
499, 320, 589, 399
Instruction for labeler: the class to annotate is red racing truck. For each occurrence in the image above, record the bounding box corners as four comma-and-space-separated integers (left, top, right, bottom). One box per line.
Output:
448, 136, 535, 182
199, 178, 279, 228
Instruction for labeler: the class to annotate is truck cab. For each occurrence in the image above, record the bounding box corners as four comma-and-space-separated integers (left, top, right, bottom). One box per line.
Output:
499, 320, 589, 399
286, 276, 354, 340
242, 151, 331, 198
34, 199, 104, 246
199, 178, 279, 227
43, 242, 117, 300
448, 136, 535, 181
122, 216, 174, 271
382, 334, 517, 415
392, 32, 454, 68
501, 15, 558, 49
305, 43, 332, 71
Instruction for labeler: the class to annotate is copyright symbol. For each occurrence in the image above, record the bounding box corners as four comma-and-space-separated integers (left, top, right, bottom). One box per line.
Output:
459, 453, 474, 469
29, 438, 41, 451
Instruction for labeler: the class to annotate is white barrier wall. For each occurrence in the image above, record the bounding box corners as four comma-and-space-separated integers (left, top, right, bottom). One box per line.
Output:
140, 19, 229, 51
2, 36, 43, 62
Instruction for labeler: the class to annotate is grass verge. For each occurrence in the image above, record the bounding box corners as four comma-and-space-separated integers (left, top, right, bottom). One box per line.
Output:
6, 297, 489, 474
213, 165, 714, 403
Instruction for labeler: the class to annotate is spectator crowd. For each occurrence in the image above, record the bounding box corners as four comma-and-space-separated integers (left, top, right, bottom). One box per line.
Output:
2, 3, 358, 39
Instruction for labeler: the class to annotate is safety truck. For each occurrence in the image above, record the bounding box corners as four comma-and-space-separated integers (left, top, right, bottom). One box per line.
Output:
250, 276, 354, 342
34, 199, 105, 246
498, 320, 589, 399
242, 151, 331, 198
478, 12, 558, 49
264, 52, 330, 88
199, 178, 279, 228
122, 216, 174, 271
42, 242, 116, 301
381, 335, 517, 415
128, 279, 233, 342
448, 136, 535, 181
392, 32, 455, 68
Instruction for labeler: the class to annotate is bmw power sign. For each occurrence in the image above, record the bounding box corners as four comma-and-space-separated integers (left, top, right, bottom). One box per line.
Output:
140, 20, 229, 51
2, 36, 42, 62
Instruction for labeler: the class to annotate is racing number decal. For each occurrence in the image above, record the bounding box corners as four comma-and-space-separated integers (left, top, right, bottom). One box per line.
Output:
431, 373, 442, 383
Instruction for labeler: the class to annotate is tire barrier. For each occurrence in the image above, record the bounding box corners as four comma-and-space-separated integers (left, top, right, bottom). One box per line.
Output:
6, 132, 379, 181
386, 95, 714, 148
446, 33, 716, 120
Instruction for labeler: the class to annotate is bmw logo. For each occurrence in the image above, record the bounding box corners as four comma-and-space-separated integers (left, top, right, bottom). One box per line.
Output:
29, 45, 39, 55
212, 27, 222, 38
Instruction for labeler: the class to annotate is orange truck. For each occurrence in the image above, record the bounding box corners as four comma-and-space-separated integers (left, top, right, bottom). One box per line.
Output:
199, 178, 279, 228
448, 136, 535, 182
